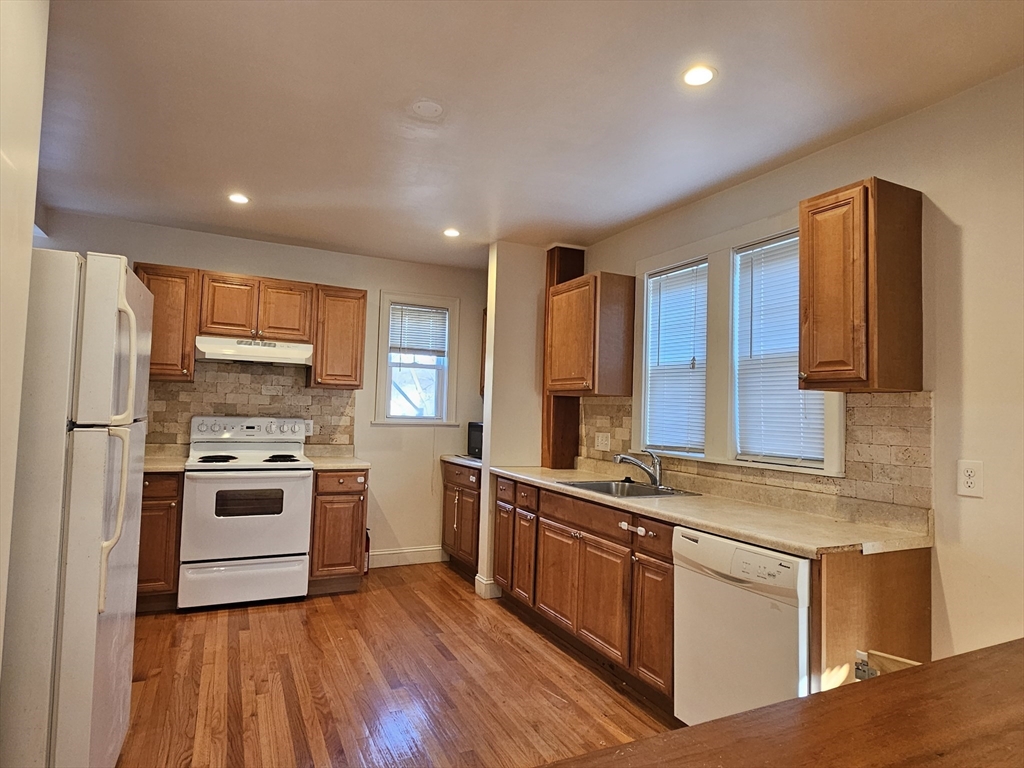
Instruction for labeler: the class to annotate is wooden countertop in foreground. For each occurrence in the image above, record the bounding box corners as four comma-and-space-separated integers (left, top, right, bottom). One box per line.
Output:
550, 639, 1024, 768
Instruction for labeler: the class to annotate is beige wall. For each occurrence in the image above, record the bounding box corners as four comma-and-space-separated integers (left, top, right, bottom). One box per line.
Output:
0, 0, 50, 674
587, 68, 1024, 658
37, 209, 488, 568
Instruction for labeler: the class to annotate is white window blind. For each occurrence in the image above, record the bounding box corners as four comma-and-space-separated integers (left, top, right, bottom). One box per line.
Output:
389, 304, 448, 357
736, 233, 825, 464
645, 260, 708, 454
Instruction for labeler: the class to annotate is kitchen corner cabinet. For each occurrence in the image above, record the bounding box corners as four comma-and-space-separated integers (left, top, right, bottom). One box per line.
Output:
545, 272, 635, 396
799, 177, 923, 392
440, 460, 480, 570
137, 472, 183, 608
134, 264, 200, 382
309, 470, 368, 593
312, 286, 367, 389
199, 271, 315, 343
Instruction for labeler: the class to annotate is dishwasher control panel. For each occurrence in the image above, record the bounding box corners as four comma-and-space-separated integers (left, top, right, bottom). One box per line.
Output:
729, 549, 798, 590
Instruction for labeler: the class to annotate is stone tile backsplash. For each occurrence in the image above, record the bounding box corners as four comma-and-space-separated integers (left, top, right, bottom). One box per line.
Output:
580, 391, 934, 531
147, 361, 355, 454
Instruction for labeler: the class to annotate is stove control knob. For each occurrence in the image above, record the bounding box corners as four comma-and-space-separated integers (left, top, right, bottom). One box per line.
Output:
211, 423, 220, 432
291, 423, 300, 433
267, 423, 276, 434
197, 422, 208, 433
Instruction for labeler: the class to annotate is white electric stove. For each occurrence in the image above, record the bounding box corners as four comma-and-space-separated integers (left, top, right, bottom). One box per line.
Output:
179, 416, 314, 608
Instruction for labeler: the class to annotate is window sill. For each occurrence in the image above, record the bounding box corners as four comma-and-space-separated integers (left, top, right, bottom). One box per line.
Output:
370, 419, 462, 427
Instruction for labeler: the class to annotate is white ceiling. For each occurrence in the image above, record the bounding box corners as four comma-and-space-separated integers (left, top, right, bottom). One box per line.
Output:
38, 0, 1024, 268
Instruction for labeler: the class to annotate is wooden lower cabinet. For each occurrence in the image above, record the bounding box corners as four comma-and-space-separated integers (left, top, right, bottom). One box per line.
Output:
630, 553, 674, 696
442, 483, 459, 553
576, 533, 632, 667
311, 495, 365, 577
534, 518, 580, 633
440, 461, 481, 570
493, 501, 514, 590
511, 508, 537, 606
138, 472, 183, 610
456, 489, 480, 565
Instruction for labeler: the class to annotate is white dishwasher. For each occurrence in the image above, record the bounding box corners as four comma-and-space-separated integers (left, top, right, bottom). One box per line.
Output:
672, 526, 810, 725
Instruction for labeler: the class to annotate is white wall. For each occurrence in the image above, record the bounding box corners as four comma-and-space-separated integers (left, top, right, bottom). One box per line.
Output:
0, 0, 50, 675
588, 68, 1024, 658
37, 210, 488, 567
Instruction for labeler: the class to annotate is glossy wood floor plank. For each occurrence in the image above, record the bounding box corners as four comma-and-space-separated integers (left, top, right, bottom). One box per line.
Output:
119, 563, 671, 768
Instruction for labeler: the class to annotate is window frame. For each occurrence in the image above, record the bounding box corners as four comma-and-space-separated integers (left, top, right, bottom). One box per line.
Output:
373, 291, 461, 426
632, 210, 845, 477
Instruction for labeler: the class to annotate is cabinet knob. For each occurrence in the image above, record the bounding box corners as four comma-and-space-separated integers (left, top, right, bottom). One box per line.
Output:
258, 330, 264, 337
798, 371, 807, 380
631, 553, 637, 562
455, 470, 462, 476
170, 502, 176, 508
360, 495, 364, 501
647, 530, 658, 538
250, 329, 257, 336
338, 478, 345, 484
317, 378, 322, 384
182, 368, 188, 375
499, 485, 506, 491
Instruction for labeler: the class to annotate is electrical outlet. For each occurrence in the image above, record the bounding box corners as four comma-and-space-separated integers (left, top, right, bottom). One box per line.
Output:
595, 432, 611, 452
304, 419, 314, 437
957, 459, 984, 498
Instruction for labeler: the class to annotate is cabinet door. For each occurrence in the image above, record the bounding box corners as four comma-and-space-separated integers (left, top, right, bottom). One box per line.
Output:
135, 264, 199, 382
311, 494, 365, 578
137, 498, 180, 594
799, 183, 868, 386
313, 286, 367, 388
511, 509, 537, 606
258, 279, 315, 342
535, 518, 579, 633
577, 532, 632, 666
631, 553, 673, 695
455, 489, 479, 566
199, 271, 260, 338
493, 501, 514, 590
442, 484, 458, 555
545, 275, 595, 392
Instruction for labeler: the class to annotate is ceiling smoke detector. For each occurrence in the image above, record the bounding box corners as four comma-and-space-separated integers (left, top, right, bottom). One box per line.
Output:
410, 99, 444, 120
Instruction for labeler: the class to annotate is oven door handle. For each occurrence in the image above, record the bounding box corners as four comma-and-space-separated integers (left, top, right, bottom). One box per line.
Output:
185, 470, 314, 481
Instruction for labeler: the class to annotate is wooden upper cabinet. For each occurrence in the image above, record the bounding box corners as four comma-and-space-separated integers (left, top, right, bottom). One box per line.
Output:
313, 286, 367, 389
199, 271, 260, 338
134, 263, 199, 382
799, 177, 922, 392
257, 279, 315, 342
545, 272, 634, 396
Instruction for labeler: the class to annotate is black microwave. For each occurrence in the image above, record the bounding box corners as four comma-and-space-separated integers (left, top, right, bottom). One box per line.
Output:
467, 422, 483, 459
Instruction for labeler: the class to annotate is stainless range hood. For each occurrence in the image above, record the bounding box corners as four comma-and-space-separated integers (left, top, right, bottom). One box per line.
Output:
195, 335, 314, 366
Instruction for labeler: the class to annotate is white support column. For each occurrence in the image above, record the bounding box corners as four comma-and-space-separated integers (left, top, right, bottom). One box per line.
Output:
475, 241, 546, 598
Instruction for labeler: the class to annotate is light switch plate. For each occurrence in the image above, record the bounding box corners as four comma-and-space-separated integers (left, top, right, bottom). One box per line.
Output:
595, 432, 611, 451
957, 459, 984, 498
304, 419, 314, 437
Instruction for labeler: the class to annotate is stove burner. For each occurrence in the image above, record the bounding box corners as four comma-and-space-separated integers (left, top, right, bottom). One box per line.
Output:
264, 454, 300, 463
197, 454, 238, 463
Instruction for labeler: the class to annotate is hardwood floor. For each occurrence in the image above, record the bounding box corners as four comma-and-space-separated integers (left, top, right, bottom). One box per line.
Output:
119, 563, 673, 768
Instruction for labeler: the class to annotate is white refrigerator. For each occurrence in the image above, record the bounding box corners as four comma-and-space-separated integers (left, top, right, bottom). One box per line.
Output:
0, 250, 153, 768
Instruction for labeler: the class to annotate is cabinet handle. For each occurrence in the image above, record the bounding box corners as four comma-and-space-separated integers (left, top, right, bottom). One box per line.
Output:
618, 521, 648, 536
646, 530, 658, 538
170, 502, 176, 508
317, 378, 322, 384
338, 478, 345, 484
631, 554, 637, 562
258, 330, 264, 337
455, 470, 462, 476
250, 329, 257, 336
143, 480, 149, 487
182, 368, 188, 375
360, 495, 364, 501
798, 371, 807, 380
499, 485, 506, 492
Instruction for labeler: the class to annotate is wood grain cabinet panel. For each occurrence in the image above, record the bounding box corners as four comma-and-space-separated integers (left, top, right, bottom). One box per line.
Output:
455, 489, 480, 566
631, 553, 673, 696
138, 473, 182, 596
511, 508, 537, 606
576, 533, 632, 667
442, 483, 459, 555
544, 272, 635, 396
311, 495, 365, 578
257, 278, 314, 342
799, 177, 923, 392
493, 501, 514, 590
199, 271, 260, 337
134, 263, 199, 382
534, 518, 579, 633
313, 286, 367, 389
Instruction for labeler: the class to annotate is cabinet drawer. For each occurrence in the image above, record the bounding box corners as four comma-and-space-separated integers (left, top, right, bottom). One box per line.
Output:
634, 517, 674, 561
494, 476, 516, 504
515, 483, 538, 512
142, 473, 181, 500
316, 470, 368, 495
443, 462, 479, 489
539, 490, 631, 545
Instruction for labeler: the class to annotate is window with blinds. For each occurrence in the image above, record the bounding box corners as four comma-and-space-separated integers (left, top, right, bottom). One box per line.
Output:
386, 303, 449, 419
644, 260, 708, 454
735, 233, 825, 464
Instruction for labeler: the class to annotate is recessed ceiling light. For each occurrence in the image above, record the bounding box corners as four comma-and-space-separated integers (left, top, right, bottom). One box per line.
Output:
228, 193, 250, 204
443, 228, 460, 237
682, 65, 716, 86
412, 99, 444, 119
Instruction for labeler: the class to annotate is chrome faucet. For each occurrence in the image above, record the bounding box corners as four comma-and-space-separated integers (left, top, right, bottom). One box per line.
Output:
613, 450, 662, 488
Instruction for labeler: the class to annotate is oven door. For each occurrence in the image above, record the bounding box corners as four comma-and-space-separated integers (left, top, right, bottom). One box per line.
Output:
181, 470, 313, 562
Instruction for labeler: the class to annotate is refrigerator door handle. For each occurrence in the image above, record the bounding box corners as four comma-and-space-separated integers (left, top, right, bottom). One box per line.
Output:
98, 426, 131, 613
110, 266, 138, 426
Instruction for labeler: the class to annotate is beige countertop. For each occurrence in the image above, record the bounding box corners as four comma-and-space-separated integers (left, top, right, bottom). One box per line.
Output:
491, 466, 932, 560
440, 454, 482, 469
144, 450, 371, 473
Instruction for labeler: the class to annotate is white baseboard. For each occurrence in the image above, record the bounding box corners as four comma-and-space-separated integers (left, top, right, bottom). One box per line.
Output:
474, 575, 502, 599
369, 545, 447, 569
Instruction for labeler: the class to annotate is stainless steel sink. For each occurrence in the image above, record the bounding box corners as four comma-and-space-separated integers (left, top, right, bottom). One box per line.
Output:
560, 480, 699, 498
